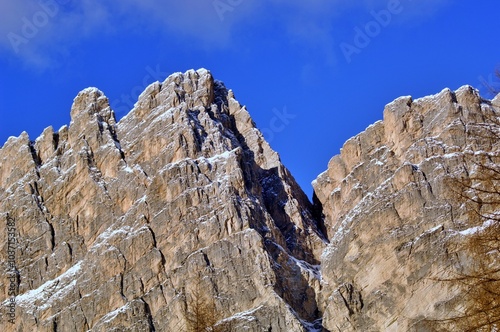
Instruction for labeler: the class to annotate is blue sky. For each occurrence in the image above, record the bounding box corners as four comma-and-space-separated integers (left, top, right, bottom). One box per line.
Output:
1, 0, 499, 195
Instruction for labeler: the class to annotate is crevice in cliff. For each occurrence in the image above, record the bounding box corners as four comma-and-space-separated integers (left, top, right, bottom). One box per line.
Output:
312, 192, 329, 243
187, 109, 209, 153
77, 290, 90, 330
146, 226, 156, 247
52, 132, 60, 151
146, 225, 167, 267
30, 181, 48, 214
97, 114, 127, 162
202, 251, 211, 267
67, 242, 73, 258
29, 179, 56, 250
337, 283, 364, 316
47, 218, 56, 251
28, 140, 42, 169
119, 273, 127, 301
52, 317, 58, 332
144, 200, 151, 221
142, 298, 157, 332
81, 137, 112, 200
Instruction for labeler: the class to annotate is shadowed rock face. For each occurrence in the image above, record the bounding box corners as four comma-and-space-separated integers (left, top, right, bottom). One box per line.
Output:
1, 69, 498, 332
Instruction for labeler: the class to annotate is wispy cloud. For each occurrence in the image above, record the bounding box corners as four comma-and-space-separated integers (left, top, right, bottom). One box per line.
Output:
0, 1, 38, 36
0, 0, 450, 69
0, 0, 115, 68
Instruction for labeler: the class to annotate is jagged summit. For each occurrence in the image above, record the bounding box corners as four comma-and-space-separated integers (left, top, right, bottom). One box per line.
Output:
1, 70, 499, 331
1, 69, 327, 331
314, 84, 500, 331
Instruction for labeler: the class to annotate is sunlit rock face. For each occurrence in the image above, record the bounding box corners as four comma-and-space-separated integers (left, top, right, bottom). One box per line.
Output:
0, 69, 327, 331
314, 86, 500, 331
1, 67, 498, 332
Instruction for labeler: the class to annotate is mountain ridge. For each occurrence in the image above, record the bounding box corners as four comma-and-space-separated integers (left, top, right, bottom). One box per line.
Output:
1, 68, 499, 331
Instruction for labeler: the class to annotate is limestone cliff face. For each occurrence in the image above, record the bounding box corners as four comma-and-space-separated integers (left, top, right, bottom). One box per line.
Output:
0, 69, 326, 331
0, 69, 498, 332
313, 86, 500, 331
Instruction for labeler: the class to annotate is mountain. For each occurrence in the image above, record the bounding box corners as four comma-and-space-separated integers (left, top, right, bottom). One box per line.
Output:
313, 86, 500, 331
1, 69, 499, 331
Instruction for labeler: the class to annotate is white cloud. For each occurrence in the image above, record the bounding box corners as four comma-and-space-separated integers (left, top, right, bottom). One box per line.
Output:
0, 0, 450, 69
0, 0, 113, 68
112, 0, 276, 47
0, 1, 39, 35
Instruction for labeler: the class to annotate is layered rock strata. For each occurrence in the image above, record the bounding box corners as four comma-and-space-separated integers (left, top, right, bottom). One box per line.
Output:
314, 86, 500, 331
0, 69, 327, 331
1, 68, 499, 332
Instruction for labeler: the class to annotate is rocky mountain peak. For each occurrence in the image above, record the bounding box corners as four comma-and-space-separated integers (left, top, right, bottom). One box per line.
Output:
70, 87, 109, 119
1, 69, 327, 331
1, 70, 498, 331
314, 85, 500, 331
